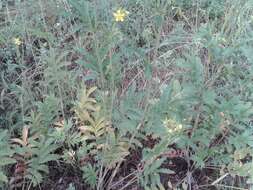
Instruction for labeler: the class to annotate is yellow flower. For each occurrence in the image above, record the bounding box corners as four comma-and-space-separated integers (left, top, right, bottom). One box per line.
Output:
163, 117, 183, 134
13, 38, 22, 46
113, 8, 129, 22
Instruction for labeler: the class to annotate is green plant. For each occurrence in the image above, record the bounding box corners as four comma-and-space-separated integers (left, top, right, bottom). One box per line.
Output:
11, 127, 59, 188
81, 164, 97, 189
0, 130, 16, 186
139, 140, 175, 190
74, 86, 130, 189
1, 0, 253, 189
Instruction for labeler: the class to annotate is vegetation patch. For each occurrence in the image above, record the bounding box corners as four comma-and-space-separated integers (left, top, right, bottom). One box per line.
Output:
0, 0, 253, 189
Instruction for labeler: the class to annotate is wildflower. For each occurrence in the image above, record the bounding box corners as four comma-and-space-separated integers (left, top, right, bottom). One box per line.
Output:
163, 117, 183, 134
113, 8, 129, 22
13, 38, 22, 46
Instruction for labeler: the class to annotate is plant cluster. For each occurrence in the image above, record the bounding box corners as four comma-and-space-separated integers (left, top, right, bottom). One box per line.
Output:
0, 0, 253, 189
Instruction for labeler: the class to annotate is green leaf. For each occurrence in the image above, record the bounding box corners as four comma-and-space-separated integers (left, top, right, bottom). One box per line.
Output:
27, 169, 43, 186
157, 168, 175, 174
0, 148, 14, 157
0, 171, 8, 183
118, 119, 137, 134
82, 164, 97, 188
0, 130, 8, 141
39, 154, 59, 164
0, 157, 16, 166
202, 90, 216, 105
